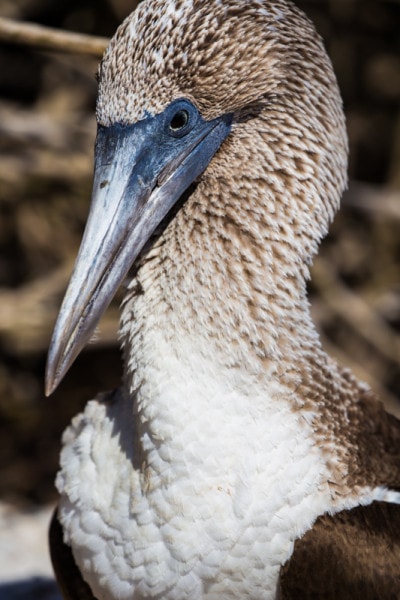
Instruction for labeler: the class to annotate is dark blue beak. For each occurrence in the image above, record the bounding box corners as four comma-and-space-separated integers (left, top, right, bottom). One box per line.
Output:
45, 100, 232, 394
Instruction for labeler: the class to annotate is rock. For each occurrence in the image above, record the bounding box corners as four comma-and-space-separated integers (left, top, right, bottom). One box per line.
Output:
0, 503, 61, 600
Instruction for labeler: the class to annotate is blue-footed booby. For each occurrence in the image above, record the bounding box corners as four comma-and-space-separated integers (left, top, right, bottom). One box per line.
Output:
46, 0, 400, 598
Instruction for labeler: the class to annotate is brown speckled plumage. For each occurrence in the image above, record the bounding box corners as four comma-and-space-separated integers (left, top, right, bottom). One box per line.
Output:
107, 0, 398, 496
48, 1, 400, 598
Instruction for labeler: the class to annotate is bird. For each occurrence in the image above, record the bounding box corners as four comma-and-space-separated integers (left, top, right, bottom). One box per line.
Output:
45, 0, 400, 598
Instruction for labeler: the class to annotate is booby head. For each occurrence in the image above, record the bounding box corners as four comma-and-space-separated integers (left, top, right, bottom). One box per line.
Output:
46, 0, 347, 395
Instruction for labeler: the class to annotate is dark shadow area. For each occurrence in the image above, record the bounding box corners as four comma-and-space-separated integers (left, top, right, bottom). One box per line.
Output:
0, 578, 61, 600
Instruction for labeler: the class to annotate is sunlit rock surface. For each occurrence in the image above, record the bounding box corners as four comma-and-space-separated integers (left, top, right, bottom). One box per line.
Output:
0, 503, 60, 600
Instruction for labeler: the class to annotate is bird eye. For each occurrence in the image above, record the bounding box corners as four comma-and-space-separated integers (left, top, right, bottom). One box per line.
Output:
169, 109, 189, 132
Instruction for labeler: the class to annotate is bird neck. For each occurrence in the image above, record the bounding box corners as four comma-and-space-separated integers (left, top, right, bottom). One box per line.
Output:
121, 184, 327, 442
117, 125, 397, 509
121, 118, 330, 395
118, 115, 348, 472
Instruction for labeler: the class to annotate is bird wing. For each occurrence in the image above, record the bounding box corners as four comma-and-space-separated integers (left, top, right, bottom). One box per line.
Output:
49, 508, 98, 600
278, 500, 400, 600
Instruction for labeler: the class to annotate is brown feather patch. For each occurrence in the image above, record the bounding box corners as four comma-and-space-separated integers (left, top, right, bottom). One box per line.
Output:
279, 501, 400, 599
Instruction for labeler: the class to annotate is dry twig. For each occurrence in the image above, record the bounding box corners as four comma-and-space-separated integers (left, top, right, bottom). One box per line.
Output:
0, 17, 108, 57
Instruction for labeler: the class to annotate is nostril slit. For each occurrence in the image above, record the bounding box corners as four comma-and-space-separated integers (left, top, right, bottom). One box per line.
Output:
100, 180, 109, 189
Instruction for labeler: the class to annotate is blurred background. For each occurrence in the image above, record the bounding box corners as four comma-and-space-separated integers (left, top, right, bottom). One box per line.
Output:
0, 0, 399, 595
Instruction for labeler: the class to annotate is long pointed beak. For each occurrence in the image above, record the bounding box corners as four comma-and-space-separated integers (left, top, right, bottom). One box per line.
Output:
45, 104, 232, 395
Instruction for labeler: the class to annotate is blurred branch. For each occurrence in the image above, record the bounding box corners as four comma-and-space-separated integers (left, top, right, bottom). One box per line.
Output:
0, 17, 108, 57
0, 265, 119, 354
313, 257, 400, 367
0, 264, 70, 354
343, 182, 400, 219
